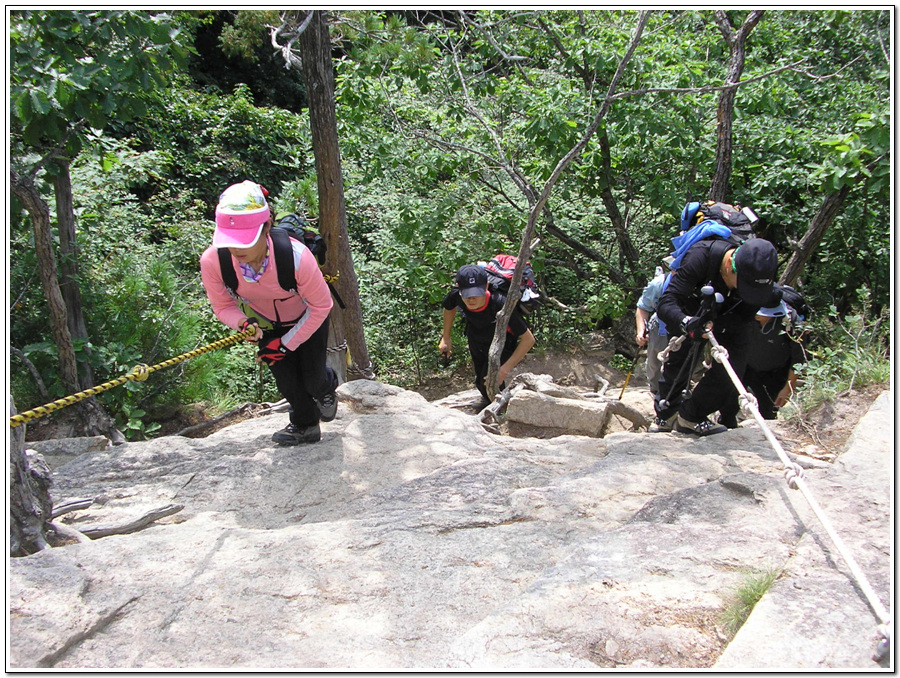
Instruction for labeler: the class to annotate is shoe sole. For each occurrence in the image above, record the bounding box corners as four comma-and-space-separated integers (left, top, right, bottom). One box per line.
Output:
674, 423, 727, 436
273, 435, 321, 445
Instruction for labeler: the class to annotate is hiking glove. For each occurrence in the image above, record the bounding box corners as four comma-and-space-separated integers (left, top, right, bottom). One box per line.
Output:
258, 337, 288, 364
240, 318, 261, 342
681, 315, 708, 341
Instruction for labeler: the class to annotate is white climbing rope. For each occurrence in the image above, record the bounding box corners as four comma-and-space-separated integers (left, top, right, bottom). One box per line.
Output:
707, 330, 891, 655
656, 333, 687, 365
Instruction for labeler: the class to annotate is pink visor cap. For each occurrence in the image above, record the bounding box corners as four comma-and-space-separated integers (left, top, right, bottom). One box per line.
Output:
213, 180, 271, 249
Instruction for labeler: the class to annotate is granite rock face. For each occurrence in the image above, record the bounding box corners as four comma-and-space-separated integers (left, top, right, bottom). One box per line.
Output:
8, 382, 892, 670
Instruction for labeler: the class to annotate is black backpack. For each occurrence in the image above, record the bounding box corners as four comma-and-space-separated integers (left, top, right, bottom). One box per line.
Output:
217, 213, 344, 307
680, 200, 757, 241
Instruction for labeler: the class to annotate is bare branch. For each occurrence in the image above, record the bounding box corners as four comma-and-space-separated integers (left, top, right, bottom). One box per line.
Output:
609, 59, 805, 102
451, 13, 533, 201
11, 347, 50, 401
271, 12, 314, 70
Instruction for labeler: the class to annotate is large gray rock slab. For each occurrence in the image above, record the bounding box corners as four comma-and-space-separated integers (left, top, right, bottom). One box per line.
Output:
714, 390, 893, 669
8, 382, 892, 670
506, 388, 610, 437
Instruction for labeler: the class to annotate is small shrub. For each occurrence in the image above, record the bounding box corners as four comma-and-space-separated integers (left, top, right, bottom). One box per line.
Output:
781, 286, 889, 422
720, 567, 781, 638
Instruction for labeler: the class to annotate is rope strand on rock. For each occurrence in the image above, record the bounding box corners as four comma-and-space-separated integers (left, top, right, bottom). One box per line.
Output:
707, 330, 891, 656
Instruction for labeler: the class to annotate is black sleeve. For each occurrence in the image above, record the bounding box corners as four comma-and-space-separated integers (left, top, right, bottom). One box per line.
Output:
507, 307, 529, 338
657, 245, 710, 333
442, 288, 461, 311
789, 334, 808, 367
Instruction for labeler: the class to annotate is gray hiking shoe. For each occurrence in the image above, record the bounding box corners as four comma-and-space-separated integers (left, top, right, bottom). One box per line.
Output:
675, 414, 727, 436
316, 392, 338, 422
272, 422, 321, 445
649, 415, 676, 433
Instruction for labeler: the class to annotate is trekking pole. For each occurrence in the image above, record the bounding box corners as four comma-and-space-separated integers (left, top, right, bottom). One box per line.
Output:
9, 327, 258, 429
659, 285, 717, 411
618, 348, 643, 400
707, 329, 891, 660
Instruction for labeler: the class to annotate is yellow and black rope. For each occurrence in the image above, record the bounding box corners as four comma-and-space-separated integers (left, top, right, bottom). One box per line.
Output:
9, 327, 257, 429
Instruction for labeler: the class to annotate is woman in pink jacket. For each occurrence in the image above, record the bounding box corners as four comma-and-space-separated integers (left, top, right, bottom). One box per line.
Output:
200, 181, 337, 445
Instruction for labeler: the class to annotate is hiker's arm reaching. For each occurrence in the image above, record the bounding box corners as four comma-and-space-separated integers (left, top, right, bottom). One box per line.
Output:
199, 247, 246, 331
635, 308, 651, 347
657, 247, 707, 333
775, 368, 798, 408
439, 307, 456, 356
498, 329, 535, 385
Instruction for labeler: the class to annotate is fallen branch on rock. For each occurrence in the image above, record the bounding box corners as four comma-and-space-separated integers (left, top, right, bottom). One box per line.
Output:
51, 497, 94, 519
175, 402, 267, 438
76, 504, 184, 540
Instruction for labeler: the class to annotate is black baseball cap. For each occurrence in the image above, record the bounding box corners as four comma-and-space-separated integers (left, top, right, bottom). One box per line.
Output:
734, 239, 778, 307
456, 264, 488, 298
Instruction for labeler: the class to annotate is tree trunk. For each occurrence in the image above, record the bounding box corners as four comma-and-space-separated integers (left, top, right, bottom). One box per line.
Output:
708, 10, 765, 202
779, 185, 851, 287
599, 130, 641, 280
12, 169, 80, 395
297, 10, 373, 381
54, 159, 94, 390
12, 169, 125, 443
486, 12, 650, 397
9, 397, 53, 557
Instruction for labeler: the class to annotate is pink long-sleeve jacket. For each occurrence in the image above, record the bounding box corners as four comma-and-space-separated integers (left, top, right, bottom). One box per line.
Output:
199, 236, 333, 351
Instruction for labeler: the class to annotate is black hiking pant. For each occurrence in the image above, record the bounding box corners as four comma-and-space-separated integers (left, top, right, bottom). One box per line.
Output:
263, 320, 337, 427
468, 332, 518, 402
655, 316, 751, 424
741, 365, 790, 420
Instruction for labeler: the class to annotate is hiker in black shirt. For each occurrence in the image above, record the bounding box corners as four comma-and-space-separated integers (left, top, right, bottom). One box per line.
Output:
654, 238, 779, 435
742, 300, 809, 419
440, 264, 536, 407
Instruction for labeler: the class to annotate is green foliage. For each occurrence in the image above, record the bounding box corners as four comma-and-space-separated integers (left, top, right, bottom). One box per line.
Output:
782, 286, 890, 419
8, 9, 892, 435
720, 567, 781, 638
10, 10, 190, 156
132, 82, 312, 211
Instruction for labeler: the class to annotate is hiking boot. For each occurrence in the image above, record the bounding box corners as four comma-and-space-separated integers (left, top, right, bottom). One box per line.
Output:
649, 415, 677, 433
717, 413, 739, 429
675, 414, 727, 437
272, 422, 321, 445
315, 392, 338, 422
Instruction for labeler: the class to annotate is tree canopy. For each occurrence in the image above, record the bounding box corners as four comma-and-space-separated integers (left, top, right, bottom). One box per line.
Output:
7, 9, 891, 438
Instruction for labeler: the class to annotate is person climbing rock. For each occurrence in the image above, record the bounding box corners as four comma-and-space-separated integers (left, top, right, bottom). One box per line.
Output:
199, 180, 338, 445
635, 266, 669, 397
439, 264, 535, 408
653, 237, 779, 436
740, 295, 809, 420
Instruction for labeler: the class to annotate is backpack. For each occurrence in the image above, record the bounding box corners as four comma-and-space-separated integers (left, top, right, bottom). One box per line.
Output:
481, 254, 543, 315
668, 199, 761, 273
680, 200, 758, 240
217, 213, 344, 311
778, 285, 810, 321
656, 203, 759, 336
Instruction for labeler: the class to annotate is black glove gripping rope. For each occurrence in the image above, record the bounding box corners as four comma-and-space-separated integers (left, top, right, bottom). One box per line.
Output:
9, 327, 257, 429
